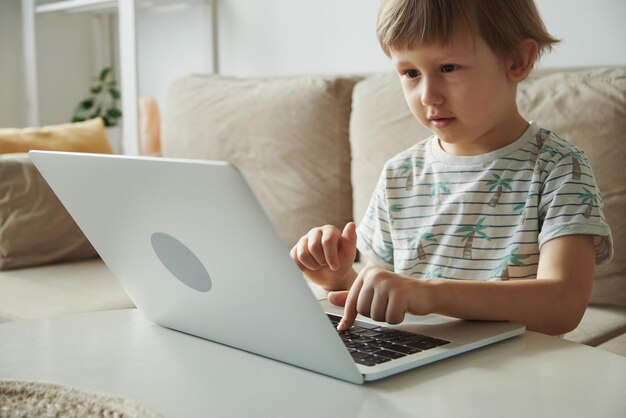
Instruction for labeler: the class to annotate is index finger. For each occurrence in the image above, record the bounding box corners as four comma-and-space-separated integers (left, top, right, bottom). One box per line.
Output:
337, 276, 363, 331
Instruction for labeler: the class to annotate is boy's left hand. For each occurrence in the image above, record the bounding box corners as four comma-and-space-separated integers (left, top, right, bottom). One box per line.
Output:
329, 265, 432, 331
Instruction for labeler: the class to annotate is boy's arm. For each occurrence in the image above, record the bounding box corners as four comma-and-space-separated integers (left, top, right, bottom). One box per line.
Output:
335, 235, 595, 336
425, 235, 595, 335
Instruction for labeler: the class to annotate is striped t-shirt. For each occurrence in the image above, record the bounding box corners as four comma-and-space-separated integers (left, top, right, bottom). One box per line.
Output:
356, 122, 613, 281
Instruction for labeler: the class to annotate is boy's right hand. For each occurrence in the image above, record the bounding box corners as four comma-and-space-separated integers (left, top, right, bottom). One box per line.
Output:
290, 222, 358, 291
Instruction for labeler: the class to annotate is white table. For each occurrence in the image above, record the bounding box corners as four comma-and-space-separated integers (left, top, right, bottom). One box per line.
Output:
1, 309, 625, 418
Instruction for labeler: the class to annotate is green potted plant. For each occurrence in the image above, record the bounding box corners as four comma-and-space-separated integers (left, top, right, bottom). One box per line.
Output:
71, 67, 122, 152
71, 67, 122, 127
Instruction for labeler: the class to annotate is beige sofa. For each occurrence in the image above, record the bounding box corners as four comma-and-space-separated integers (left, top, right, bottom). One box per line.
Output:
1, 68, 624, 356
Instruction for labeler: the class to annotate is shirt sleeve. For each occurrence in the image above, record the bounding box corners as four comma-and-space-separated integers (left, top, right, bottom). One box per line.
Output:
356, 166, 396, 270
538, 148, 613, 265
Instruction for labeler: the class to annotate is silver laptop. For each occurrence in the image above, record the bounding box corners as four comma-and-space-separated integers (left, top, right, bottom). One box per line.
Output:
30, 151, 525, 384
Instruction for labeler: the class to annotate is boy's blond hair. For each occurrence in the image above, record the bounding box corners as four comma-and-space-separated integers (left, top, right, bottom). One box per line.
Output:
377, 0, 559, 61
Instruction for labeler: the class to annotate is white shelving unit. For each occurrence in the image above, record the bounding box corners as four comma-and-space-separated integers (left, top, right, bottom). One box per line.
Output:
35, 0, 117, 14
21, 0, 218, 155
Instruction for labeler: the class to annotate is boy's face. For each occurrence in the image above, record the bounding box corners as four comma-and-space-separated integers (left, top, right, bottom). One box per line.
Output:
390, 23, 527, 156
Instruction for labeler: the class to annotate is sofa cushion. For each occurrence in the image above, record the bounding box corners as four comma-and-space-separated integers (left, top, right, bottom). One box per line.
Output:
596, 332, 626, 357
0, 118, 113, 154
0, 154, 97, 270
163, 74, 360, 248
350, 68, 626, 307
563, 305, 626, 348
0, 259, 133, 321
517, 68, 626, 306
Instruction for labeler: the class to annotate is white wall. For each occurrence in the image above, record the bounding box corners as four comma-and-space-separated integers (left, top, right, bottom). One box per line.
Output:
35, 13, 96, 126
0, 0, 26, 127
217, 0, 387, 76
2, 0, 625, 128
136, 0, 214, 110
534, 0, 626, 68
216, 0, 626, 76
0, 1, 100, 128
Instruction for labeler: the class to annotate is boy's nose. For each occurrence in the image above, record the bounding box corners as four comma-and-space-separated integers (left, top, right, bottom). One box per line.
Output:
420, 78, 445, 106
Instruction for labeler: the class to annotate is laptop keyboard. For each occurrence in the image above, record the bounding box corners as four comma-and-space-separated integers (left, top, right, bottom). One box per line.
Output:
327, 314, 451, 367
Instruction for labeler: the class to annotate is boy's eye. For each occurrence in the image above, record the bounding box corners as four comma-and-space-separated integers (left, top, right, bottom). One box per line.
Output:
441, 64, 458, 73
404, 69, 421, 79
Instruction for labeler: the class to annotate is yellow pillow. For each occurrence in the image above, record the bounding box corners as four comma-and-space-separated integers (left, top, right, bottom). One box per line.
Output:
0, 118, 113, 154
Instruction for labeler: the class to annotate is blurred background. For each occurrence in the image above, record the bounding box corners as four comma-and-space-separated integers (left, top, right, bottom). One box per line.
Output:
1, 0, 625, 153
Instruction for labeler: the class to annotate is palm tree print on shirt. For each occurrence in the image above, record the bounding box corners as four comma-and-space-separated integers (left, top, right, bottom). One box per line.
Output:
535, 129, 550, 150
423, 267, 443, 279
568, 150, 585, 180
408, 229, 438, 260
577, 188, 600, 218
378, 244, 394, 265
456, 217, 492, 260
398, 158, 424, 190
430, 182, 451, 207
514, 192, 536, 224
543, 144, 559, 158
485, 174, 514, 207
388, 204, 403, 222
544, 145, 585, 181
493, 248, 529, 280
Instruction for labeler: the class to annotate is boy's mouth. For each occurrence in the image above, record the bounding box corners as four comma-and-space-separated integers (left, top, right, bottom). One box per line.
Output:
428, 117, 456, 129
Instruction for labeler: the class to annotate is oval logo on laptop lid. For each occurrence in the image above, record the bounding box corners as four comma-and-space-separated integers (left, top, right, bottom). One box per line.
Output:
150, 232, 212, 292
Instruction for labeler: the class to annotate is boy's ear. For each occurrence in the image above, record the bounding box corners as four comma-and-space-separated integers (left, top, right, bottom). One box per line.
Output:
507, 38, 539, 82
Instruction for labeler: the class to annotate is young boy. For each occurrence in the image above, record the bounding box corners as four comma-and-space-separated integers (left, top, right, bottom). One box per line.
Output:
291, 0, 613, 336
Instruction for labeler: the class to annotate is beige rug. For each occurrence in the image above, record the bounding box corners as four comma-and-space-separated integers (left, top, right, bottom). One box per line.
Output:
0, 380, 163, 418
